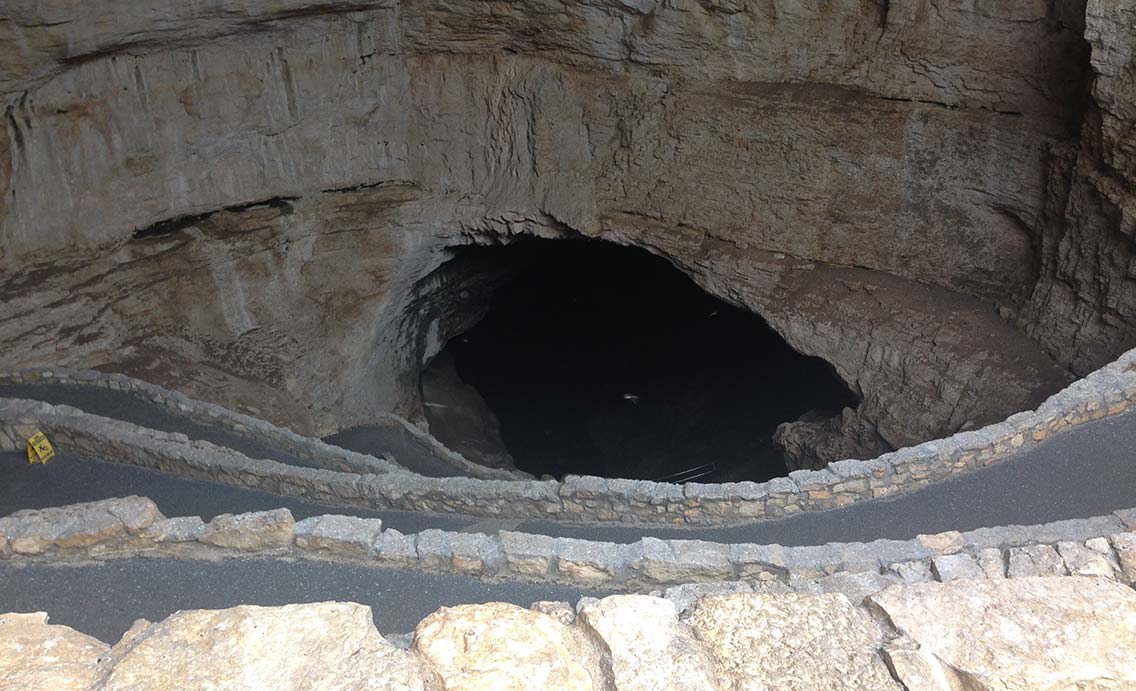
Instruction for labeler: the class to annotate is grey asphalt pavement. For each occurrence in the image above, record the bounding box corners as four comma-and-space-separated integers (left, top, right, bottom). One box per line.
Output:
2, 383, 1135, 645
0, 383, 469, 477
2, 410, 1135, 545
0, 557, 613, 643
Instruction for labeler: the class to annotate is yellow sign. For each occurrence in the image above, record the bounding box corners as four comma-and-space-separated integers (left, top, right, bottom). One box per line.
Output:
27, 432, 55, 464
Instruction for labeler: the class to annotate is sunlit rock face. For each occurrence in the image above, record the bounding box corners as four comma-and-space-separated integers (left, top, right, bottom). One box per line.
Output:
0, 0, 1130, 472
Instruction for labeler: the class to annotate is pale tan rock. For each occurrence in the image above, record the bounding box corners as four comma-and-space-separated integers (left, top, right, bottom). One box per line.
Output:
0, 612, 108, 691
880, 646, 954, 691
103, 601, 438, 690
413, 602, 593, 691
1112, 532, 1136, 585
869, 577, 1136, 690
687, 592, 899, 691
577, 595, 719, 691
916, 531, 965, 555
199, 508, 294, 550
0, 496, 163, 554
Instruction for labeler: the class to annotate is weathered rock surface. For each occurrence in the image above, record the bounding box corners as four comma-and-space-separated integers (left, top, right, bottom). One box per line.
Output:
0, 612, 108, 691
0, 0, 1104, 467
687, 592, 899, 691
0, 496, 163, 554
413, 602, 593, 691
199, 508, 294, 550
103, 602, 439, 690
869, 577, 1136, 690
577, 595, 718, 691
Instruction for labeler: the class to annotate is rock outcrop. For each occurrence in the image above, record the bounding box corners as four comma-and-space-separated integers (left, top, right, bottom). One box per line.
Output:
9, 577, 1136, 689
870, 577, 1136, 690
1, 0, 1130, 469
0, 612, 108, 691
101, 602, 439, 690
687, 592, 900, 691
412, 602, 592, 691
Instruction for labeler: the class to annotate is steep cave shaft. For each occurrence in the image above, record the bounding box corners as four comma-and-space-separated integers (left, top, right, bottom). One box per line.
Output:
419, 239, 859, 482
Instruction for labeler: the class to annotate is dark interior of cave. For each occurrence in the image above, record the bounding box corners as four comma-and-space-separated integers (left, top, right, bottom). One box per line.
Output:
422, 239, 859, 483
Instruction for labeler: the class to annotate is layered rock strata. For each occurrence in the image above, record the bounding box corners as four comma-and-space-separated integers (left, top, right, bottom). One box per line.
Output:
1, 1, 1131, 469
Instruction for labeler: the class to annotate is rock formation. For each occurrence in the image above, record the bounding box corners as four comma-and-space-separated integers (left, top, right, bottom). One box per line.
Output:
1, 0, 1133, 471
5, 577, 1136, 690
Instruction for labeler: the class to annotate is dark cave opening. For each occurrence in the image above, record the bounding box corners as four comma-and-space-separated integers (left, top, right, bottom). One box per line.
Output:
421, 239, 859, 483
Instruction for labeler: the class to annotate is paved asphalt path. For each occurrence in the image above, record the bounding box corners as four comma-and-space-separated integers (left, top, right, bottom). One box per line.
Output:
0, 383, 469, 478
2, 410, 1135, 545
0, 558, 613, 643
1, 385, 1134, 643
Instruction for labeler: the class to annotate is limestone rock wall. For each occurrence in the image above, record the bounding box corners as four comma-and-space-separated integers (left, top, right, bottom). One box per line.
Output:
0, 0, 1123, 462
1021, 0, 1136, 376
5, 578, 1136, 690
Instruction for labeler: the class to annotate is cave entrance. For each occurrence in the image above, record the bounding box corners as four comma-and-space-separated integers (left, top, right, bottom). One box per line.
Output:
419, 239, 859, 483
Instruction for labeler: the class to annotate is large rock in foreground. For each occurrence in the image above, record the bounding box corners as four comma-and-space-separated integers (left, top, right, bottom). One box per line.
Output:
102, 602, 438, 691
577, 594, 719, 691
0, 612, 108, 691
413, 602, 593, 691
869, 576, 1136, 690
687, 592, 900, 691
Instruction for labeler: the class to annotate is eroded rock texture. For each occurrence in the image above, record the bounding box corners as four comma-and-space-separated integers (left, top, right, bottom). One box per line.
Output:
0, 1, 1129, 467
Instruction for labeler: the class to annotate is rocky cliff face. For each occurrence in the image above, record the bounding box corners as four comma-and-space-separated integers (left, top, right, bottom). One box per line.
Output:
0, 0, 1129, 469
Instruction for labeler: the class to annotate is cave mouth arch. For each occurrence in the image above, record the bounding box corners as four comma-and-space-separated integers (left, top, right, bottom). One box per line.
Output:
419, 238, 859, 483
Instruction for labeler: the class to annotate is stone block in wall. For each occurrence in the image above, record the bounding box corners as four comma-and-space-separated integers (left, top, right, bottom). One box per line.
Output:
931, 553, 985, 582
141, 516, 206, 543
555, 537, 625, 583
499, 531, 556, 578
888, 560, 934, 583
729, 544, 789, 581
1007, 545, 1068, 578
1116, 508, 1136, 530
976, 548, 1006, 579
449, 533, 503, 574
1057, 540, 1119, 579
916, 531, 965, 555
373, 529, 417, 569
1110, 533, 1136, 585
200, 509, 294, 551
0, 496, 163, 555
415, 529, 454, 571
294, 515, 383, 557
628, 538, 732, 583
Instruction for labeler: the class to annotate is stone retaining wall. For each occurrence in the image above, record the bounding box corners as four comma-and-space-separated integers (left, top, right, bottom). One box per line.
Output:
0, 367, 522, 480
9, 577, 1136, 691
2, 349, 1136, 525
3, 497, 1134, 593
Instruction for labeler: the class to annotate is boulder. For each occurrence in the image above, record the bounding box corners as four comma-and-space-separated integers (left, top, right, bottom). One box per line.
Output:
868, 577, 1136, 690
687, 592, 899, 690
0, 612, 108, 691
576, 595, 719, 691
102, 602, 438, 690
413, 602, 593, 691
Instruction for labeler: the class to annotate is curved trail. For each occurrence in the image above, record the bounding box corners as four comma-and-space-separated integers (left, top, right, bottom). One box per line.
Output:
0, 384, 471, 478
1, 392, 1134, 545
2, 385, 1135, 646
0, 558, 612, 643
